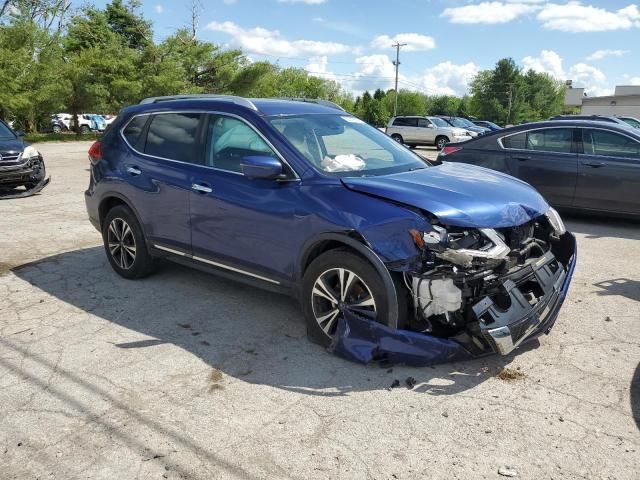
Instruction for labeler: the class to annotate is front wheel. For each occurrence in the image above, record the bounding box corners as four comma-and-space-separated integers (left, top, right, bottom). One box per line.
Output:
435, 136, 449, 150
301, 249, 390, 347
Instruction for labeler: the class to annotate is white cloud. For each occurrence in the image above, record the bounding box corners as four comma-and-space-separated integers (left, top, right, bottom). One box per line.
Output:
305, 56, 337, 82
586, 49, 629, 61
277, 0, 326, 4
522, 49, 565, 78
522, 50, 611, 96
154, 4, 164, 14
206, 21, 352, 56
623, 75, 640, 85
419, 62, 480, 96
370, 33, 436, 52
441, 2, 540, 24
223, 0, 238, 4
538, 2, 640, 32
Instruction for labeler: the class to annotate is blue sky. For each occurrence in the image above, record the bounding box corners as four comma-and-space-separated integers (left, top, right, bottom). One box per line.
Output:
103, 1, 640, 96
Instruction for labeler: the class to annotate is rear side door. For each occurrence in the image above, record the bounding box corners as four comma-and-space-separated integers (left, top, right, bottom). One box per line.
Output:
502, 127, 578, 207
188, 114, 301, 283
573, 128, 640, 214
121, 112, 202, 253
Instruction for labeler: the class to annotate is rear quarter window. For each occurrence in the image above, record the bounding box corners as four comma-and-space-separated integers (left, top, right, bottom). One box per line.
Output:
501, 132, 526, 149
122, 115, 149, 147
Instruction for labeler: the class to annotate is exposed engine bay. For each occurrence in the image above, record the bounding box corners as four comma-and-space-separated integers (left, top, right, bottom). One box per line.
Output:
402, 208, 574, 356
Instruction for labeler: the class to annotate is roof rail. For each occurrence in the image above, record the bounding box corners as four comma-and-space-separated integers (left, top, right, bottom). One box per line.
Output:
276, 97, 345, 112
139, 94, 258, 111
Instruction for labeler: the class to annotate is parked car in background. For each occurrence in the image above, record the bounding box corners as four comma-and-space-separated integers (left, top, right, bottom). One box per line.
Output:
49, 114, 71, 134
616, 116, 640, 129
52, 113, 105, 133
472, 120, 502, 132
438, 120, 640, 217
84, 95, 576, 363
439, 116, 489, 136
386, 115, 472, 149
550, 114, 631, 127
0, 118, 47, 191
103, 115, 118, 126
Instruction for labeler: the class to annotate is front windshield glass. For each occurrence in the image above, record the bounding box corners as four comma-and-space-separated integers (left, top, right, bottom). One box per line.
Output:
430, 117, 449, 128
269, 114, 430, 176
0, 121, 16, 139
448, 118, 468, 128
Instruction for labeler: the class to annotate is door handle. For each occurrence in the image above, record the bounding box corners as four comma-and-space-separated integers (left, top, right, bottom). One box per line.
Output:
191, 183, 212, 194
513, 156, 531, 162
582, 161, 605, 168
126, 166, 141, 176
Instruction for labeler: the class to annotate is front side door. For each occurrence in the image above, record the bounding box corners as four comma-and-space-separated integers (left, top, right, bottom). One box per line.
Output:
189, 114, 301, 283
503, 127, 578, 207
121, 112, 201, 253
417, 118, 435, 144
573, 128, 640, 214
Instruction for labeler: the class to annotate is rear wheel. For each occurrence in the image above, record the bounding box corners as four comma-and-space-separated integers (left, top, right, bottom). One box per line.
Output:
52, 125, 61, 134
80, 125, 90, 134
102, 205, 155, 279
301, 249, 391, 347
390, 133, 404, 144
435, 136, 449, 150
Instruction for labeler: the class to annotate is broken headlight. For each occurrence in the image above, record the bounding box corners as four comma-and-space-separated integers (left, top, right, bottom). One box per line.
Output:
411, 226, 511, 268
545, 207, 566, 236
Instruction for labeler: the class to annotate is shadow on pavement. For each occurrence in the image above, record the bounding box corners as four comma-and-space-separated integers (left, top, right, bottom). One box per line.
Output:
13, 246, 538, 397
593, 278, 640, 303
632, 362, 640, 431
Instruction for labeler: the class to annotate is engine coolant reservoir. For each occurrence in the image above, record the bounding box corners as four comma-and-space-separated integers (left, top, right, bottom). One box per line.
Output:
411, 277, 463, 319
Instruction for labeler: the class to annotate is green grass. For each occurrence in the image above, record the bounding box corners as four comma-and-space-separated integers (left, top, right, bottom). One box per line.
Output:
24, 133, 100, 143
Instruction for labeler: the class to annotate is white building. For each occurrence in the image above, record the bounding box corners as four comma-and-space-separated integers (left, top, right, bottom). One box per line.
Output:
565, 83, 640, 118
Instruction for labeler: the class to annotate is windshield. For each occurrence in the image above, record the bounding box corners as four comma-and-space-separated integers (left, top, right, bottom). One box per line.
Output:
446, 118, 468, 128
269, 114, 430, 176
621, 117, 640, 128
0, 121, 16, 139
429, 117, 450, 128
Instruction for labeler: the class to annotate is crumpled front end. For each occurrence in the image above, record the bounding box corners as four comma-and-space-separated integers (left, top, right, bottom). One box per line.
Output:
331, 208, 577, 366
0, 147, 49, 199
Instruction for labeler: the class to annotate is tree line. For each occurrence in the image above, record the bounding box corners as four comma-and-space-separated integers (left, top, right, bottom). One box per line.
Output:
0, 0, 566, 132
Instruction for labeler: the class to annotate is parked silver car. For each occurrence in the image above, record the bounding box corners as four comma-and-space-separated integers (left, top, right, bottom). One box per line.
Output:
385, 116, 472, 150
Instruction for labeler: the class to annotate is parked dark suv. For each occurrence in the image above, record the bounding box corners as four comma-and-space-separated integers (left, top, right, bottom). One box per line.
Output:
0, 119, 48, 194
85, 95, 576, 364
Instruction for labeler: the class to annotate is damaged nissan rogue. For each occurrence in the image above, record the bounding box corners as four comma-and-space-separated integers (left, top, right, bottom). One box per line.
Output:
85, 95, 576, 365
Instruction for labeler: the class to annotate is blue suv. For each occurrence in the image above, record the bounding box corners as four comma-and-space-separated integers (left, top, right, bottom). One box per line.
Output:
85, 95, 576, 362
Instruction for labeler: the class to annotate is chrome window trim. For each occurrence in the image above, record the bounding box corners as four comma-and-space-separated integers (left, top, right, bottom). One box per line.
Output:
154, 244, 281, 285
497, 125, 577, 156
119, 110, 301, 180
578, 126, 640, 160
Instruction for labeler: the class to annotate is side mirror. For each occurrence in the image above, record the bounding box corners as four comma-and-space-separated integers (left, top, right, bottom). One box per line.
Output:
427, 124, 435, 129
15, 130, 25, 137
240, 155, 283, 180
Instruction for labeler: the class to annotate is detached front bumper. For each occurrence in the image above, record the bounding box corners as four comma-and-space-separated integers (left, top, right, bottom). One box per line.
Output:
330, 233, 577, 366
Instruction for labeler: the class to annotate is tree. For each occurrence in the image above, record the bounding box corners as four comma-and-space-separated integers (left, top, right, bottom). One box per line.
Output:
105, 0, 151, 50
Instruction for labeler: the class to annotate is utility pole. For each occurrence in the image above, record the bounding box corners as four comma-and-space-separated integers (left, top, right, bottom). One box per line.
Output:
506, 83, 514, 125
392, 42, 407, 117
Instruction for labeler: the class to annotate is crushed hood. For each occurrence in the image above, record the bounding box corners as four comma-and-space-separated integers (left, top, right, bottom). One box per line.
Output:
341, 162, 549, 228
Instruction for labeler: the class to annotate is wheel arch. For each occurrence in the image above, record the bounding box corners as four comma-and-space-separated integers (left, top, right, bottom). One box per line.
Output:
296, 233, 400, 329
98, 193, 145, 233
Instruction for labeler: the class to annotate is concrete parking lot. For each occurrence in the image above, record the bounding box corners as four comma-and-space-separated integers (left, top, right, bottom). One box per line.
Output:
1, 142, 639, 479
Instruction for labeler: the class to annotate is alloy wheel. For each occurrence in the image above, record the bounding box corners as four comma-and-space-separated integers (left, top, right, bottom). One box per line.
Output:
107, 217, 137, 270
311, 268, 377, 336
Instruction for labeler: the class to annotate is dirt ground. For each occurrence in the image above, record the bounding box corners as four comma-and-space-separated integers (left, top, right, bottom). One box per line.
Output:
1, 142, 639, 479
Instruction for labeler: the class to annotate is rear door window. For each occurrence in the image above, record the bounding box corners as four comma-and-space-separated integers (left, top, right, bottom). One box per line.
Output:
144, 113, 202, 163
583, 129, 640, 159
526, 128, 574, 153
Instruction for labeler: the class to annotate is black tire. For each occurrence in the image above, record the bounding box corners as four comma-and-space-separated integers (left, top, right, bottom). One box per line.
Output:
80, 125, 90, 134
52, 125, 61, 134
301, 249, 396, 347
408, 144, 417, 149
23, 158, 46, 190
102, 205, 155, 279
390, 133, 404, 144
435, 136, 449, 150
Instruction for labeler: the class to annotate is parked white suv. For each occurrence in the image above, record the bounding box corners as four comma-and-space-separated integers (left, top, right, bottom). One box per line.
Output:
385, 116, 472, 150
